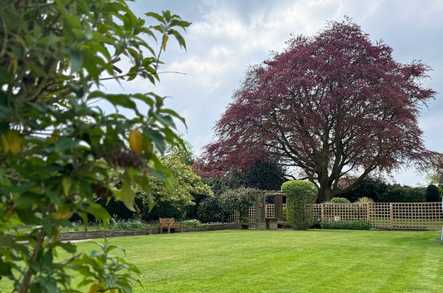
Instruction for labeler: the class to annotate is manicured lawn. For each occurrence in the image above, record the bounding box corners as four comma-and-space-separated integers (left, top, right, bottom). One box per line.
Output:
2, 230, 443, 292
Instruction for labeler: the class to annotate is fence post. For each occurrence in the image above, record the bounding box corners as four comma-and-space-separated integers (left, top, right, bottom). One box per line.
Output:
389, 203, 394, 228
320, 204, 324, 223
366, 203, 370, 223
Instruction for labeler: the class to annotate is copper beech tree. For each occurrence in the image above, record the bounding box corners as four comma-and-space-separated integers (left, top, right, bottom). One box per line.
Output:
199, 20, 435, 202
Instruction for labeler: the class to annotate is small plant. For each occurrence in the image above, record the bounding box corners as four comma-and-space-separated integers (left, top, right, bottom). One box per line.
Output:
356, 197, 374, 203
112, 219, 146, 230
182, 219, 201, 227
329, 197, 351, 204
72, 240, 141, 293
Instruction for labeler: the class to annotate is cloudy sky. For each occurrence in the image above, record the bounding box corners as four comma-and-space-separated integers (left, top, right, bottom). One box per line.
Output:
105, 0, 443, 186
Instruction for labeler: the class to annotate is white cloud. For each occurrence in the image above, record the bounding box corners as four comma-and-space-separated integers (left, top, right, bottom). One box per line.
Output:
126, 0, 443, 186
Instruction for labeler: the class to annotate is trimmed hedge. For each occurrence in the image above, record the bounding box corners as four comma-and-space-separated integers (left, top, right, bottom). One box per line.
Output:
329, 197, 351, 203
281, 180, 317, 229
320, 220, 371, 230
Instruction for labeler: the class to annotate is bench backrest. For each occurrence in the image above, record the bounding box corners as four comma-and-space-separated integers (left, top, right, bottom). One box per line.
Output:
159, 218, 176, 227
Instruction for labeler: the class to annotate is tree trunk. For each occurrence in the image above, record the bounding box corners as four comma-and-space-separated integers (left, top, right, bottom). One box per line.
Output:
317, 185, 333, 203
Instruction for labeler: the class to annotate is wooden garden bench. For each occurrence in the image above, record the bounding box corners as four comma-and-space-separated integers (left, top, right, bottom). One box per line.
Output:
159, 218, 177, 233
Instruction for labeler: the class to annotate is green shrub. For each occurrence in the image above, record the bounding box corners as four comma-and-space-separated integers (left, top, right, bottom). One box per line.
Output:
182, 219, 201, 227
425, 184, 441, 202
197, 197, 228, 223
320, 220, 371, 230
378, 184, 426, 202
329, 197, 351, 204
220, 188, 263, 224
109, 219, 146, 230
356, 197, 374, 203
341, 177, 428, 202
282, 206, 288, 220
281, 180, 317, 229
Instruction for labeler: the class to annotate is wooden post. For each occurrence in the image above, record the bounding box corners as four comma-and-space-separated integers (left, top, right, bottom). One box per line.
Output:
320, 204, 325, 223
274, 194, 283, 221
366, 203, 370, 223
389, 203, 394, 229
256, 200, 265, 229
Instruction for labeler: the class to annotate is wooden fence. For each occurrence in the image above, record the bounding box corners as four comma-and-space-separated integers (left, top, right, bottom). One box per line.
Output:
309, 202, 443, 230
228, 204, 278, 224
228, 201, 442, 230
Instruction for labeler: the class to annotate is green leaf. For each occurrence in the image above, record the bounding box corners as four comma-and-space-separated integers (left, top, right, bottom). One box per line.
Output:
16, 208, 40, 224
169, 29, 187, 50
145, 12, 164, 23
113, 179, 136, 212
59, 242, 77, 254
0, 259, 13, 278
69, 50, 84, 72
62, 177, 72, 196
86, 203, 110, 224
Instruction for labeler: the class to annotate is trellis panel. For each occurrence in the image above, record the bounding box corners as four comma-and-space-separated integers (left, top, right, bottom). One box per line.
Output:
309, 202, 443, 230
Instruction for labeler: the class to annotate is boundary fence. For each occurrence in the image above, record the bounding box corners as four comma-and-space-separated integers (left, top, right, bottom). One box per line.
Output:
228, 201, 442, 231
309, 202, 443, 230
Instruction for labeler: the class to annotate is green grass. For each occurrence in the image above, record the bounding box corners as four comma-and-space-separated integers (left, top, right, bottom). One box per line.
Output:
2, 230, 443, 292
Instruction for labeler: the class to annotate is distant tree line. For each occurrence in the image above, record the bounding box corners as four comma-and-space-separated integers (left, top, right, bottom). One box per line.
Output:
340, 177, 442, 203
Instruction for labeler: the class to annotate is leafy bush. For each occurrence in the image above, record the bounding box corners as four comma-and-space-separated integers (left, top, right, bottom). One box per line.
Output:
425, 184, 441, 201
73, 241, 141, 292
142, 201, 185, 222
340, 177, 388, 202
220, 188, 263, 224
341, 177, 428, 203
329, 197, 351, 204
356, 197, 374, 203
282, 206, 288, 221
197, 197, 227, 223
379, 185, 426, 202
181, 219, 201, 227
320, 220, 371, 230
281, 180, 317, 229
111, 219, 146, 230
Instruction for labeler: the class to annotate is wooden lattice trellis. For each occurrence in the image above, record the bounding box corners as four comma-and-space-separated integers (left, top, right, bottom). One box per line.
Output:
309, 202, 443, 230
265, 204, 275, 219
227, 211, 240, 224
248, 206, 256, 223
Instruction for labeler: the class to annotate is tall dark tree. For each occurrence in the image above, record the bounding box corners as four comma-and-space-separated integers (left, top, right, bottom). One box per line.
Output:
194, 159, 285, 193
201, 20, 434, 202
340, 177, 389, 202
240, 160, 286, 190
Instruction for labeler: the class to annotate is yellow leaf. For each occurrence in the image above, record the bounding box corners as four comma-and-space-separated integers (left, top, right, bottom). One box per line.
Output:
161, 34, 169, 51
0, 134, 9, 153
52, 208, 73, 220
129, 129, 143, 154
49, 130, 60, 143
88, 283, 103, 293
0, 131, 24, 154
